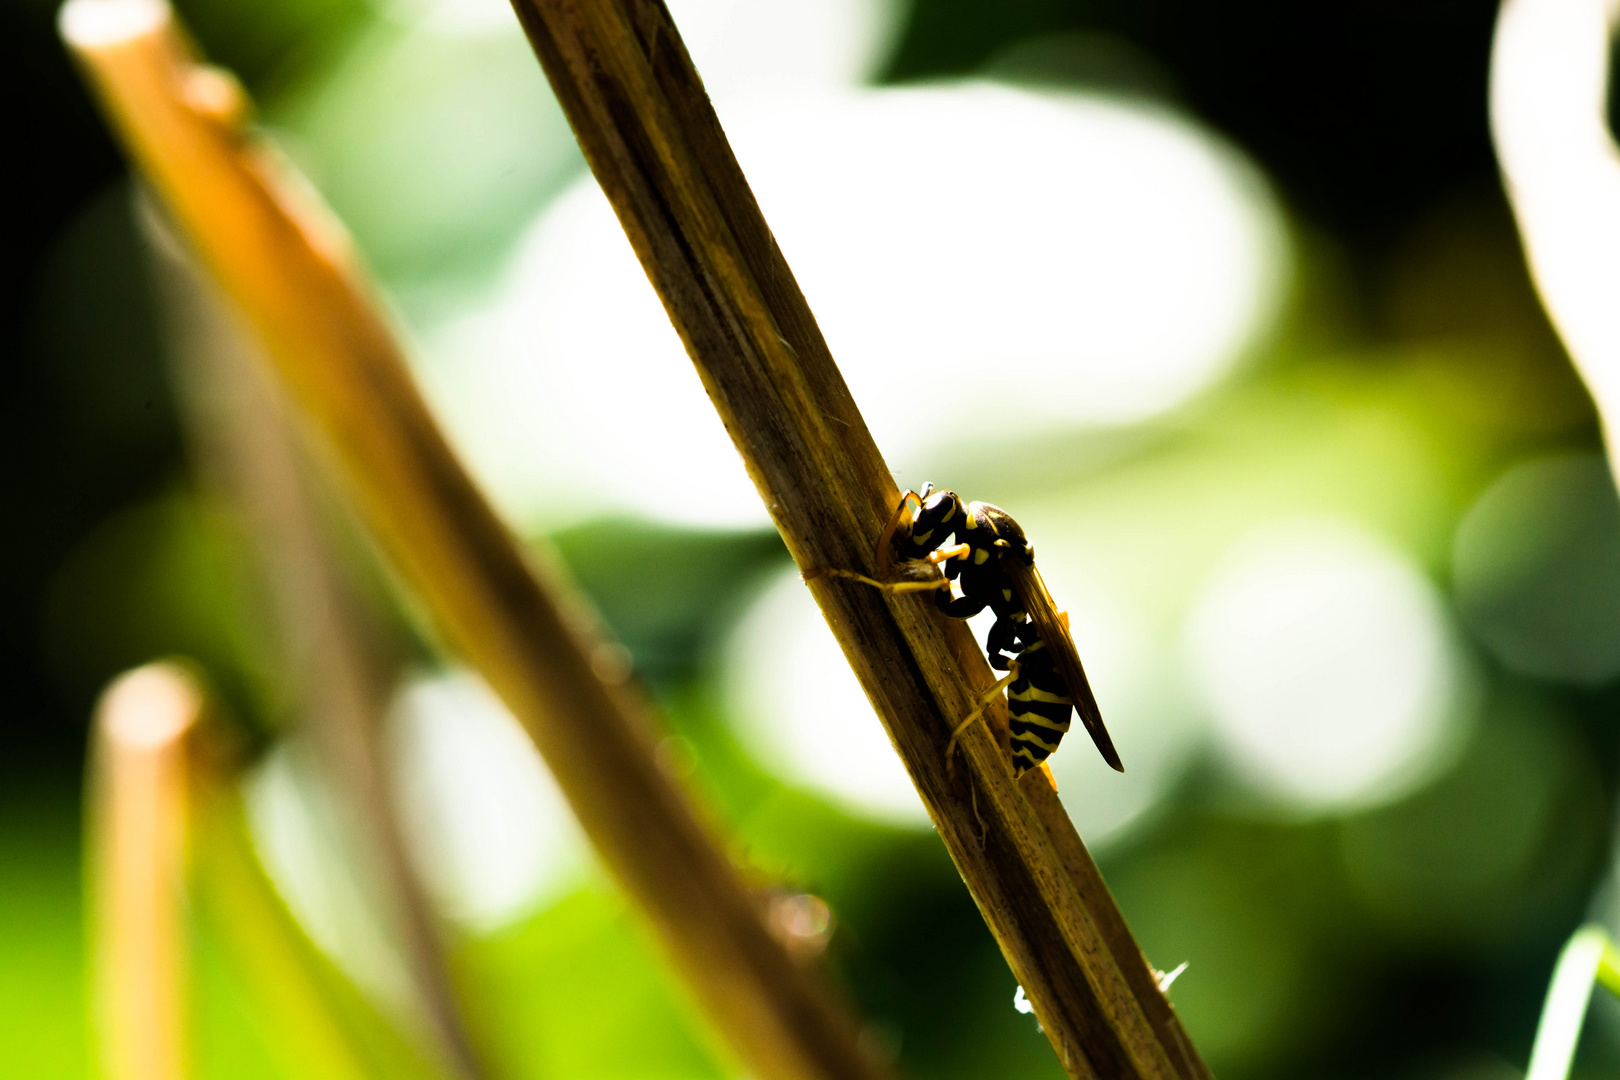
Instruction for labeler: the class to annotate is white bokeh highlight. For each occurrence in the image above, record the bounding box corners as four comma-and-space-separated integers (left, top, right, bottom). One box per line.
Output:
389, 669, 586, 930
393, 0, 904, 84
245, 743, 417, 1018
725, 567, 929, 826
665, 0, 907, 101
424, 82, 1287, 529
723, 552, 1192, 843
1185, 520, 1473, 813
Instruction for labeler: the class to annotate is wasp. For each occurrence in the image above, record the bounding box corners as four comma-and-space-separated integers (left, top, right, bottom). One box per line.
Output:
816, 485, 1123, 777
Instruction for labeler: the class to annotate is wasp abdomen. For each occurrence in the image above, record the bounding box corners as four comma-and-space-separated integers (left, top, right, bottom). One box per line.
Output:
1006, 640, 1073, 775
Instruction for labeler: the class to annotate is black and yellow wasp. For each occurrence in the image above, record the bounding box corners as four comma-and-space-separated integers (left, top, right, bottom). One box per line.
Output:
828, 484, 1123, 777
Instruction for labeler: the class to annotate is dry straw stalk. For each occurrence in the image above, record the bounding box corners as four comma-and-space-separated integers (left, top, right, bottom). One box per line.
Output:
504, 2, 1211, 1077
61, 4, 892, 1080
88, 662, 204, 1080
142, 200, 486, 1080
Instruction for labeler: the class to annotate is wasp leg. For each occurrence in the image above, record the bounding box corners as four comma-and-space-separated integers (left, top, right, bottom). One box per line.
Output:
985, 614, 1023, 671
803, 567, 948, 595
927, 542, 972, 565
945, 661, 1020, 779
936, 589, 987, 620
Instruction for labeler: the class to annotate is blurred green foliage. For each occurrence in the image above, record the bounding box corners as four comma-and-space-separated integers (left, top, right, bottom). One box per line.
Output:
11, 1, 1620, 1079
268, 21, 582, 293
0, 777, 89, 1078
548, 520, 786, 680
188, 783, 448, 1080
42, 490, 277, 729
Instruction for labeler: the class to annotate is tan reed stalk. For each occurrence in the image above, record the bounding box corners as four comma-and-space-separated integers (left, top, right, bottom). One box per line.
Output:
59, 4, 896, 1079
139, 193, 487, 1080
88, 662, 203, 1080
500, 3, 1212, 1077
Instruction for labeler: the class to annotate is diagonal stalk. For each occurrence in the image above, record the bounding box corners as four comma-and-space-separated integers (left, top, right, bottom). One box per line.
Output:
140, 197, 488, 1080
1526, 924, 1620, 1080
501, 2, 1210, 1076
60, 4, 895, 1079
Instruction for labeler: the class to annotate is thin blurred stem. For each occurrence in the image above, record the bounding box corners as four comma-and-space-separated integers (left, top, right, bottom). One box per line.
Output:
60, 5, 891, 1080
1525, 924, 1620, 1080
92, 661, 450, 1080
502, 2, 1208, 1077
138, 195, 488, 1080
88, 662, 202, 1080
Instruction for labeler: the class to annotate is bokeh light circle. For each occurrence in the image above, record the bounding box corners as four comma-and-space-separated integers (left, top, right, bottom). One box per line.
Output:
245, 743, 417, 1014
1453, 453, 1620, 683
1000, 522, 1202, 842
662, 0, 906, 101
1185, 519, 1473, 813
436, 82, 1287, 528
724, 568, 929, 826
389, 669, 586, 930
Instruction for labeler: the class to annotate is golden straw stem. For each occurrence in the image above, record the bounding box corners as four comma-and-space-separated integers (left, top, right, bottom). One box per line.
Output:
140, 194, 486, 1080
60, 4, 892, 1080
501, 3, 1211, 1077
88, 662, 203, 1080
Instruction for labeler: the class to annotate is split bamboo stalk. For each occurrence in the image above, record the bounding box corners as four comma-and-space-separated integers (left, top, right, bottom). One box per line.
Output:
59, 4, 894, 1080
88, 662, 203, 1080
502, 3, 1210, 1077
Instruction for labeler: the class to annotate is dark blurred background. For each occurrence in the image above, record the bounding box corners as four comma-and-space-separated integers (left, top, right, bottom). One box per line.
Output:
0, 0, 1520, 814
8, 1, 1620, 1078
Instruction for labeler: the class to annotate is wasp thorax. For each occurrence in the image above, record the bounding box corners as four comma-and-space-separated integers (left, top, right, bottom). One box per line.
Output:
975, 502, 1034, 565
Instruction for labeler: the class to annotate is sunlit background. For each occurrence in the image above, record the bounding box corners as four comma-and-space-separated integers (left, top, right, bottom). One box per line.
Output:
9, 0, 1620, 1077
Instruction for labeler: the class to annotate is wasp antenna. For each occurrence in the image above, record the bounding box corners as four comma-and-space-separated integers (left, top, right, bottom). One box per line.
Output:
874, 490, 917, 576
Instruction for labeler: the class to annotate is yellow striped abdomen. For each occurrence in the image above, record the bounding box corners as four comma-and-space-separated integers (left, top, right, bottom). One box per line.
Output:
1006, 641, 1072, 775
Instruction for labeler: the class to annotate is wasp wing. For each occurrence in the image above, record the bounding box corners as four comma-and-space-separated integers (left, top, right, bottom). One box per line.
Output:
1002, 556, 1124, 773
